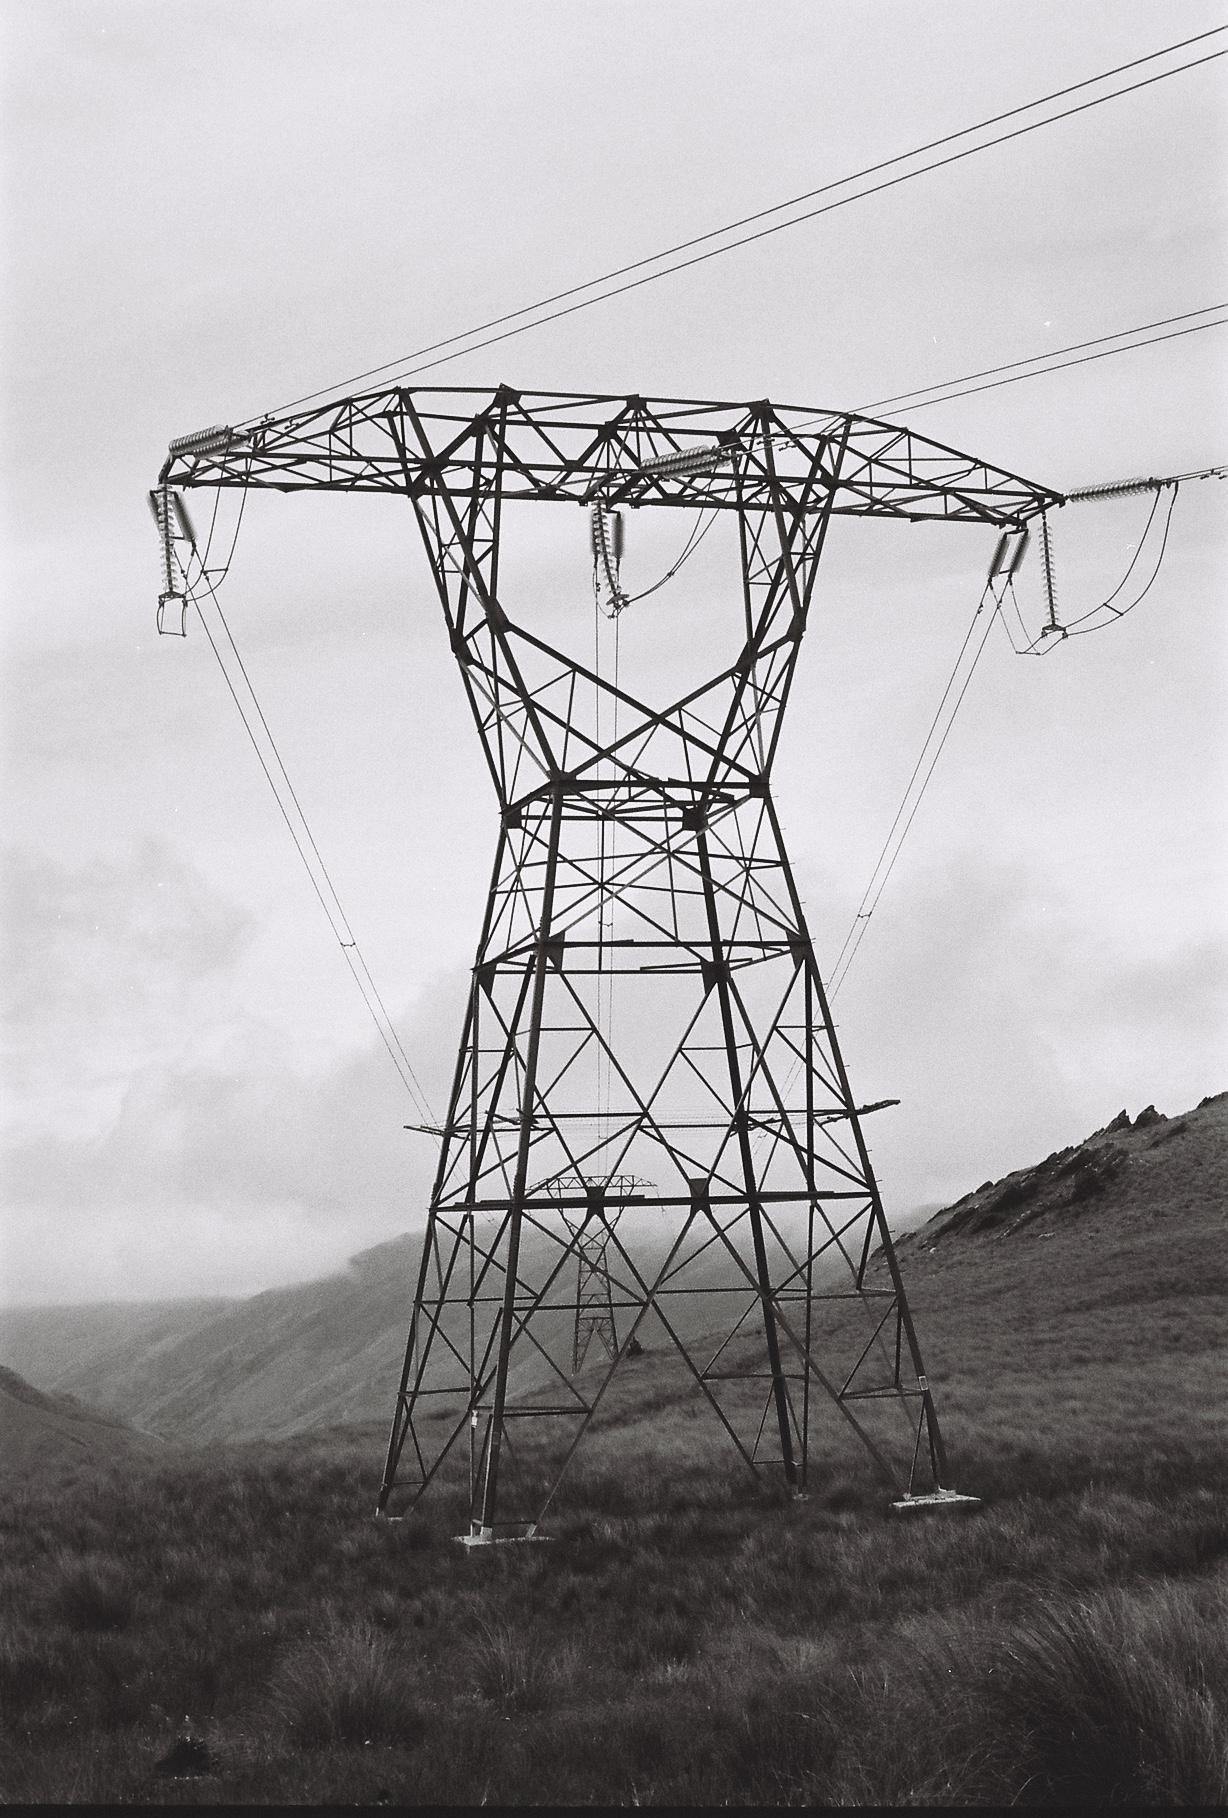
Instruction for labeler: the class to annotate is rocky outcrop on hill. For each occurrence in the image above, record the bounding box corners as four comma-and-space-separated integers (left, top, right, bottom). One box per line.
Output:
907, 1091, 1226, 1251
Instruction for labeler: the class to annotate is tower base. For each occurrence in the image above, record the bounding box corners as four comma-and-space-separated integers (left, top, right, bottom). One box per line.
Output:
887, 1489, 982, 1517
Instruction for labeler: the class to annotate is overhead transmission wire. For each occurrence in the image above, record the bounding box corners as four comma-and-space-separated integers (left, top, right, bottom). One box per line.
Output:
619, 510, 719, 609
1001, 482, 1185, 653
177, 26, 1227, 1122
825, 577, 1006, 1002
173, 526, 437, 1124
236, 25, 1228, 423
819, 456, 1224, 995
856, 307, 1228, 416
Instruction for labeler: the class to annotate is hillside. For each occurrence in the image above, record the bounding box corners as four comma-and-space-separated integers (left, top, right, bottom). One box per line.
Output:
0, 1239, 421, 1444
3, 1091, 1223, 1454
0, 1216, 815, 1445
0, 1296, 234, 1405
903, 1090, 1226, 1253
0, 1364, 164, 1472
877, 1090, 1228, 1468
3, 1096, 1227, 1809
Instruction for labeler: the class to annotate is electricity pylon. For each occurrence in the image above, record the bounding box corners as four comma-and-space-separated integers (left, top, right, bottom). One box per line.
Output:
156, 388, 1060, 1540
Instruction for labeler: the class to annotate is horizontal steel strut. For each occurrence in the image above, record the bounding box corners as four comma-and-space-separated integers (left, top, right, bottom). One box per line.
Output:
157, 390, 1048, 1536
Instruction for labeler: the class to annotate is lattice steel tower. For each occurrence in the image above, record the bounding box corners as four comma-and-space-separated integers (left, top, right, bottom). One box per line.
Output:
156, 388, 1059, 1541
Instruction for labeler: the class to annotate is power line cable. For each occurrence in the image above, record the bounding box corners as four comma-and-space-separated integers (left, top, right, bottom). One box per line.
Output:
858, 303, 1227, 414
861, 312, 1228, 415
620, 508, 720, 609
823, 450, 1215, 988
173, 540, 437, 1122
827, 581, 1005, 1001
239, 27, 1228, 423
824, 588, 989, 988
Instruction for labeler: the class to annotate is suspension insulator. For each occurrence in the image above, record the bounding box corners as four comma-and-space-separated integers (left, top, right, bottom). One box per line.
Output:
989, 529, 1029, 579
1038, 516, 1061, 635
150, 485, 188, 635
172, 492, 196, 544
589, 504, 627, 614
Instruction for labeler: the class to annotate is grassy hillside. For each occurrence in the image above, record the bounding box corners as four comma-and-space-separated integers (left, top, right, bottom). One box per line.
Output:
2, 1091, 1223, 1459
1, 1091, 1226, 1805
0, 1244, 419, 1443
0, 1212, 871, 1447
881, 1090, 1228, 1471
0, 1366, 164, 1473
0, 1298, 234, 1421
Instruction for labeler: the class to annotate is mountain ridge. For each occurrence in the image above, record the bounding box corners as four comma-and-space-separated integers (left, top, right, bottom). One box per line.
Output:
0, 1362, 165, 1471
3, 1091, 1222, 1447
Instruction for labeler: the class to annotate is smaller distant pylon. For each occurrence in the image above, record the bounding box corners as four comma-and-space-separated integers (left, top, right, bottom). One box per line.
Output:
554, 1176, 652, 1373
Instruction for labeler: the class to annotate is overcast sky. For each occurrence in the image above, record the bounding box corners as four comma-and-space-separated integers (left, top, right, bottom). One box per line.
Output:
2, 0, 1225, 1304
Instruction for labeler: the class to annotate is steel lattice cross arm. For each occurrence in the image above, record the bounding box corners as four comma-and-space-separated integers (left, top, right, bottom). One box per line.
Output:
160, 386, 1063, 524
157, 387, 1058, 1541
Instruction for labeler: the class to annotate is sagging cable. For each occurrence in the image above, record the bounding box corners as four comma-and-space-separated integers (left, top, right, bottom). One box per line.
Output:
146, 503, 436, 1124
191, 580, 437, 1125
826, 571, 1010, 1000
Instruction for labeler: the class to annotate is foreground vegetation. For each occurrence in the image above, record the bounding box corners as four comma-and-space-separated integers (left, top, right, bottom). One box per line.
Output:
3, 1415, 1228, 1806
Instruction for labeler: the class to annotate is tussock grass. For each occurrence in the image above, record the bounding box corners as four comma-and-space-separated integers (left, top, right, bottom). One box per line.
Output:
266, 1619, 424, 1749
997, 1582, 1228, 1805
4, 1413, 1228, 1802
47, 1554, 136, 1631
464, 1618, 582, 1710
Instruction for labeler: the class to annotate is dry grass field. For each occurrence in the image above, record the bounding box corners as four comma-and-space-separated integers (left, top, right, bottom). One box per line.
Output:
2, 1093, 1226, 1806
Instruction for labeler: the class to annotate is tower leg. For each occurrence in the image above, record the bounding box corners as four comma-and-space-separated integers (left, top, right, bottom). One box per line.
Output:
471, 789, 563, 1542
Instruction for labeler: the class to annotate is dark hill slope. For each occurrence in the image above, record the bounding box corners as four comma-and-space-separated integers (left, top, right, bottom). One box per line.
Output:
878, 1091, 1228, 1469
0, 1296, 234, 1410
5, 1093, 1222, 1458
0, 1365, 164, 1473
0, 1238, 423, 1446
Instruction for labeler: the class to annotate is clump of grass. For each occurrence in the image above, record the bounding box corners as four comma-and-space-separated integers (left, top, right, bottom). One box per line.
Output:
47, 1555, 135, 1632
465, 1619, 580, 1711
997, 1580, 1228, 1805
819, 1577, 1228, 1807
266, 1619, 424, 1750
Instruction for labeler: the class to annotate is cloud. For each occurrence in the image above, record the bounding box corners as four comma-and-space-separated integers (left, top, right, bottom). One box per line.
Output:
833, 849, 1228, 1212
2, 975, 468, 1303
3, 839, 253, 1137
5, 830, 1223, 1304
1, 1044, 437, 1303
1, 840, 467, 1302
